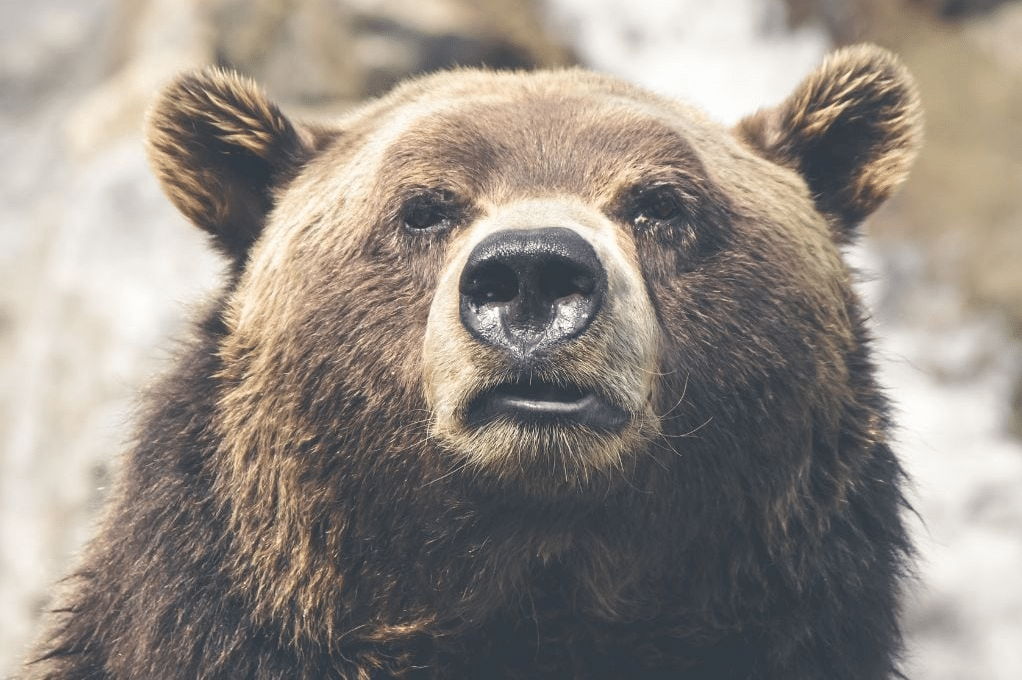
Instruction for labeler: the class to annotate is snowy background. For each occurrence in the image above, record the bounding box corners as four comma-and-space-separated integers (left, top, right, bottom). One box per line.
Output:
2, 0, 1021, 678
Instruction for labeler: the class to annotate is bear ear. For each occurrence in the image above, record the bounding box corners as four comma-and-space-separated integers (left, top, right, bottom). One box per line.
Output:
735, 44, 922, 243
145, 68, 323, 262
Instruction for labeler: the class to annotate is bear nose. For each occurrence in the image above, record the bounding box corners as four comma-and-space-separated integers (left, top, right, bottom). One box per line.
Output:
459, 227, 607, 357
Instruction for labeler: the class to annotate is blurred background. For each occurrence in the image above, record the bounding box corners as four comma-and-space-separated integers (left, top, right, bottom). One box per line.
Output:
2, 0, 1021, 677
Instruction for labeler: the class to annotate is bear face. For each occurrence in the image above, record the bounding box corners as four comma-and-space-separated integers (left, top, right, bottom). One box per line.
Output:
29, 46, 920, 680
149, 52, 918, 504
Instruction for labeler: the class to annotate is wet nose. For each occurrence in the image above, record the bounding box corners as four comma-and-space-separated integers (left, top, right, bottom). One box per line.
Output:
458, 227, 606, 358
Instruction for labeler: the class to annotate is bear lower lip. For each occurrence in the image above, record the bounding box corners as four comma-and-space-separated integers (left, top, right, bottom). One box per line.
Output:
466, 381, 629, 431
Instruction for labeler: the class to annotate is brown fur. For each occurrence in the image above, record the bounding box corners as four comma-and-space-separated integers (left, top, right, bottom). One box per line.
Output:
25, 45, 921, 679
735, 44, 923, 240
146, 68, 330, 261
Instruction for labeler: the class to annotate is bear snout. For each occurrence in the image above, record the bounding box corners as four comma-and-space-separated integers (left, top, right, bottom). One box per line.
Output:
458, 227, 607, 358
421, 199, 661, 481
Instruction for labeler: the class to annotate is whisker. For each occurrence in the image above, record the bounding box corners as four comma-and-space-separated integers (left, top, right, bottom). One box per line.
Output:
657, 416, 714, 440
419, 458, 472, 489
657, 373, 691, 419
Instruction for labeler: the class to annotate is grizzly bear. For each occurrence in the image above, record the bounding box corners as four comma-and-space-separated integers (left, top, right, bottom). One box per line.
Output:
24, 44, 921, 679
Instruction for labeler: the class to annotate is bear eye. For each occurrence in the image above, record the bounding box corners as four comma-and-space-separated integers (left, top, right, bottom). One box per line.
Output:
402, 191, 461, 233
628, 186, 688, 230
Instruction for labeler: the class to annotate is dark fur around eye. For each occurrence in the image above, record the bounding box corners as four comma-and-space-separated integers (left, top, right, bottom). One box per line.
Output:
401, 191, 463, 233
623, 185, 693, 232
625, 186, 682, 228
617, 182, 729, 274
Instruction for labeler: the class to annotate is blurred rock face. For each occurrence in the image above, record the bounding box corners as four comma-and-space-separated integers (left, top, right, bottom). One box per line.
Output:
70, 0, 574, 156
0, 0, 571, 674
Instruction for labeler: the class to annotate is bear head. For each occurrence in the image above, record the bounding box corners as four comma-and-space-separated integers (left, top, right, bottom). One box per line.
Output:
143, 45, 920, 640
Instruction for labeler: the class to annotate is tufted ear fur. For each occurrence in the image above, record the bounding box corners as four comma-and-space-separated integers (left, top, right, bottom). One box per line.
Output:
145, 68, 324, 262
735, 44, 922, 242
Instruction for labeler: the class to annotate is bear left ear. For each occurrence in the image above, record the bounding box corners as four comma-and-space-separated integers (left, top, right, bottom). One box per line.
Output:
735, 44, 922, 243
146, 68, 324, 262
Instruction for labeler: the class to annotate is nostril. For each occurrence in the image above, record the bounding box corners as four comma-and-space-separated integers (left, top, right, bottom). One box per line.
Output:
463, 262, 518, 306
539, 262, 597, 303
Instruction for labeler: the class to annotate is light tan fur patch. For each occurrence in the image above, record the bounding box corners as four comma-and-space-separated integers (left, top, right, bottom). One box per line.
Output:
422, 197, 660, 481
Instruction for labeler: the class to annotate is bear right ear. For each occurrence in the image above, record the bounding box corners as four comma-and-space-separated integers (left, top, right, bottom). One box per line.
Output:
146, 68, 323, 262
735, 44, 922, 244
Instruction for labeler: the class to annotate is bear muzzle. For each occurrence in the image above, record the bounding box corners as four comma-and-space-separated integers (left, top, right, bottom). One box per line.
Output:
422, 198, 660, 477
457, 227, 626, 430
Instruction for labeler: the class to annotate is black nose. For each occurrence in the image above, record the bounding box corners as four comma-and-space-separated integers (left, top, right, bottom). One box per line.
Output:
459, 227, 606, 357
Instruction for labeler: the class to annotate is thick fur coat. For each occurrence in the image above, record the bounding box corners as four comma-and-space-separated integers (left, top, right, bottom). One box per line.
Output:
24, 45, 921, 679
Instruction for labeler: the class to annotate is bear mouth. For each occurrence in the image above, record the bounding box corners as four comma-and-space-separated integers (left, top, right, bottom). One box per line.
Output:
465, 380, 629, 431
